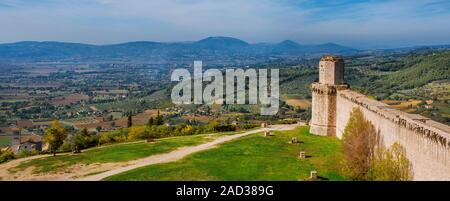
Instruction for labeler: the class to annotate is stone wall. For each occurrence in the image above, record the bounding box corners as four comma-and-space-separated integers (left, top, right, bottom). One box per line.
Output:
319, 56, 345, 85
310, 83, 348, 136
336, 89, 450, 180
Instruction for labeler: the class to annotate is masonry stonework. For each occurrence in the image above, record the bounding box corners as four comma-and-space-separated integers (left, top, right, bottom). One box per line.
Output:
310, 55, 450, 180
310, 56, 348, 136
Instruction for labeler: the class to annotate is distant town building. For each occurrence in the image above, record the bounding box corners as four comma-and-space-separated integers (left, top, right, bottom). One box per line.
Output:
10, 129, 43, 154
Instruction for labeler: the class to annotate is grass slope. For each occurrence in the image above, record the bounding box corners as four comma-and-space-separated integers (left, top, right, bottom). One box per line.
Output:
105, 126, 344, 181
11, 133, 228, 174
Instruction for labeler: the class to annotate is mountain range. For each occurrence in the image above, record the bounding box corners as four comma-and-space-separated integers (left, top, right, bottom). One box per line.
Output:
0, 36, 359, 63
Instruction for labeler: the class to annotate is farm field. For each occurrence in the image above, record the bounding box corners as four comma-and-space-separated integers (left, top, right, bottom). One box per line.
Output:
51, 94, 89, 106
72, 109, 170, 131
382, 99, 423, 112
0, 135, 11, 147
105, 126, 344, 181
285, 98, 311, 109
381, 98, 449, 124
94, 90, 171, 112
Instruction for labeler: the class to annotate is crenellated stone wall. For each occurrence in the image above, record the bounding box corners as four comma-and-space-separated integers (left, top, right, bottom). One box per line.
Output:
309, 55, 450, 180
310, 55, 350, 136
335, 90, 450, 180
310, 83, 348, 136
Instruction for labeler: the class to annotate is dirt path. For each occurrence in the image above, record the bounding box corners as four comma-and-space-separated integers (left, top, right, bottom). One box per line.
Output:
78, 123, 300, 181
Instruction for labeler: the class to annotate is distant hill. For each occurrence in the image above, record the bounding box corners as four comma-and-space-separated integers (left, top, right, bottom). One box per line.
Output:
375, 51, 450, 90
279, 49, 450, 98
0, 36, 359, 63
195, 36, 249, 48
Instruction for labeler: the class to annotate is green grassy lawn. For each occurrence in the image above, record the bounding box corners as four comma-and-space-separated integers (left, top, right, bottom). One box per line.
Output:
0, 136, 11, 147
10, 133, 235, 174
105, 126, 344, 181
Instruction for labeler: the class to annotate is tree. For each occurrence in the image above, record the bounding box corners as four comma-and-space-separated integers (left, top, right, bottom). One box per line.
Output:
80, 128, 89, 136
368, 143, 413, 181
96, 126, 102, 132
148, 117, 154, 126
44, 120, 68, 156
127, 115, 133, 128
341, 108, 379, 180
71, 133, 85, 153
155, 110, 164, 125
341, 108, 412, 181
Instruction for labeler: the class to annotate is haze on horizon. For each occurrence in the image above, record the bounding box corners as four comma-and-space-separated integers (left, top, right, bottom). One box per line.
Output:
1, 0, 450, 49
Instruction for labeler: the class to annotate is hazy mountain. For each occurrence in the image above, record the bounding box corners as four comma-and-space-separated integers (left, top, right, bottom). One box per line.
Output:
195, 36, 249, 48
0, 36, 359, 62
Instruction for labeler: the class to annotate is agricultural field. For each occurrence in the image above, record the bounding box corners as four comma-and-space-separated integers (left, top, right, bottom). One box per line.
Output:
0, 135, 11, 147
411, 81, 450, 101
181, 115, 216, 124
285, 98, 311, 109
72, 109, 169, 131
50, 94, 89, 106
105, 126, 344, 181
382, 99, 423, 113
94, 89, 172, 112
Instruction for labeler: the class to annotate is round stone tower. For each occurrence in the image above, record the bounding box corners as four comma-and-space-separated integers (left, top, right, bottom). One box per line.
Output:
310, 55, 348, 136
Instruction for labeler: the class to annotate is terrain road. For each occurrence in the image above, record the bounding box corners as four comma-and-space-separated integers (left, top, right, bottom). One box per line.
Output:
78, 123, 301, 181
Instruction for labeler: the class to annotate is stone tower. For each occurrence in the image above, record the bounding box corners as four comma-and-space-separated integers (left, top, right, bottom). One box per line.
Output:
310, 55, 348, 136
11, 128, 21, 146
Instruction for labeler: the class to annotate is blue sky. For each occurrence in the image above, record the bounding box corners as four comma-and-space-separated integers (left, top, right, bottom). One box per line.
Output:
0, 0, 450, 48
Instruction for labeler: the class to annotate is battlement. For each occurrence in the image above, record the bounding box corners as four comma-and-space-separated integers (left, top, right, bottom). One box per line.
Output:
311, 83, 349, 95
338, 90, 450, 148
320, 55, 343, 62
319, 55, 345, 85
310, 56, 450, 180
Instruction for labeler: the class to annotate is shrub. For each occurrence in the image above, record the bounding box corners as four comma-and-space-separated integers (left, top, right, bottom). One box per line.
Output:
98, 128, 129, 145
341, 108, 413, 181
368, 143, 413, 181
239, 124, 259, 130
84, 134, 99, 148
213, 124, 237, 132
341, 108, 379, 180
277, 119, 297, 124
99, 133, 115, 145
99, 123, 254, 144
127, 126, 149, 140
18, 149, 39, 158
181, 125, 194, 135
55, 128, 101, 153
0, 149, 15, 163
58, 140, 73, 152
71, 133, 85, 153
